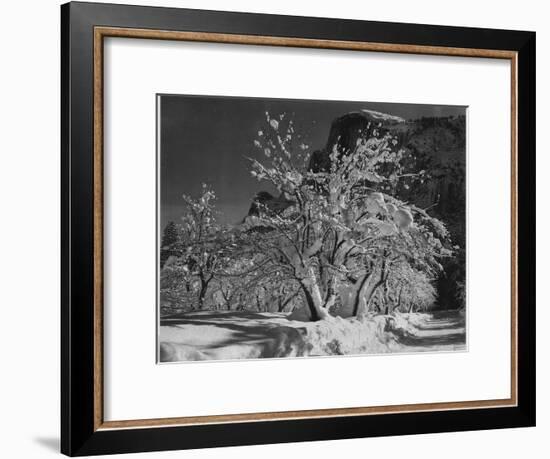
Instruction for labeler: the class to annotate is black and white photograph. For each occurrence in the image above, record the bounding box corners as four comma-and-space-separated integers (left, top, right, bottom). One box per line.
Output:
157, 95, 467, 363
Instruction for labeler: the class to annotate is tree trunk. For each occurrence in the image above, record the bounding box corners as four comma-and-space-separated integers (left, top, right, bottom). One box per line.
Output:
299, 283, 320, 321
396, 286, 404, 311
299, 267, 331, 321
352, 269, 384, 318
221, 288, 232, 310
323, 275, 339, 312
197, 273, 210, 309
198, 283, 207, 309
383, 279, 391, 315
256, 293, 262, 312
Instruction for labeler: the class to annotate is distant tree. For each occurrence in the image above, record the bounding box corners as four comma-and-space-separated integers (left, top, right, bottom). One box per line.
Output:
160, 184, 234, 310
160, 221, 180, 268
382, 262, 437, 314
178, 184, 229, 309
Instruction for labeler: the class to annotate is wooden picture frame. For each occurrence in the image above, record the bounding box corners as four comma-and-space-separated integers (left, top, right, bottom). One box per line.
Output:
61, 1, 535, 456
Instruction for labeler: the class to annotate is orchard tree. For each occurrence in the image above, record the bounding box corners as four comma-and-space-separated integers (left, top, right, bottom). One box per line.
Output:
179, 184, 241, 309
242, 111, 451, 321
160, 184, 235, 310
381, 262, 437, 314
160, 221, 180, 268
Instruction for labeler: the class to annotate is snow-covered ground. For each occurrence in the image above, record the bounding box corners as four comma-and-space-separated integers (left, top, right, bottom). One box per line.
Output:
159, 310, 466, 362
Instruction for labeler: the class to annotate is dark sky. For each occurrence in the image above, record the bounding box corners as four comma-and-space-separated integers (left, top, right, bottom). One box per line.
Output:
159, 94, 465, 229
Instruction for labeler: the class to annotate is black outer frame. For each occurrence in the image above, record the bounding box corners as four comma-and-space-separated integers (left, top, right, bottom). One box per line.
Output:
61, 1, 536, 456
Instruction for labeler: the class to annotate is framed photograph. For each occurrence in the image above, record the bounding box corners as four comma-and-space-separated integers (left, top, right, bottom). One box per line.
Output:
61, 1, 535, 456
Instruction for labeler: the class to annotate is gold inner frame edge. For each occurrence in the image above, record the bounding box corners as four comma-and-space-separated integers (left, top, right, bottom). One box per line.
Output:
93, 26, 518, 431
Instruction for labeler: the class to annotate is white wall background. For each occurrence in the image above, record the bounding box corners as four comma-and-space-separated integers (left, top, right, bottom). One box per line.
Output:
0, 0, 544, 458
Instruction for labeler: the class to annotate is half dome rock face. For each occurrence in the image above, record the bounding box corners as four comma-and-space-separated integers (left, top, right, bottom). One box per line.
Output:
325, 112, 374, 156
308, 149, 331, 173
247, 191, 293, 217
305, 110, 466, 216
308, 111, 407, 173
245, 109, 465, 236
359, 109, 406, 124
247, 191, 274, 216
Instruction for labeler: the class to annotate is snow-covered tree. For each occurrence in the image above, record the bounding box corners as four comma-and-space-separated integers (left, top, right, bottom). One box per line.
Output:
160, 184, 234, 310
378, 262, 437, 314
241, 112, 451, 321
160, 221, 180, 268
